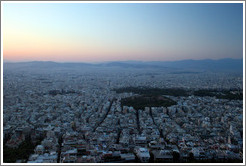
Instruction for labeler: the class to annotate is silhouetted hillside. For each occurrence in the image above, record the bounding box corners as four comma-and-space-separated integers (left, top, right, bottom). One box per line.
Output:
4, 58, 243, 73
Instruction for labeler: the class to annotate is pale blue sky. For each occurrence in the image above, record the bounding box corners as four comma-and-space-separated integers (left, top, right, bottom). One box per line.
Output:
3, 3, 243, 62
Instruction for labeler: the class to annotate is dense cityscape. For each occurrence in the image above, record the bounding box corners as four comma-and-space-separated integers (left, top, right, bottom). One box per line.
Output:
3, 63, 243, 163
2, 1, 244, 164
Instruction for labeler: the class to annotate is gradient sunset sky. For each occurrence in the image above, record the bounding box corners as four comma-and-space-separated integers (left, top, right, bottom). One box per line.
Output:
2, 2, 243, 62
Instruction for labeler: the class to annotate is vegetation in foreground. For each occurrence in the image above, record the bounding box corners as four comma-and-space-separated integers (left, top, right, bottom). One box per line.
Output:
3, 135, 43, 163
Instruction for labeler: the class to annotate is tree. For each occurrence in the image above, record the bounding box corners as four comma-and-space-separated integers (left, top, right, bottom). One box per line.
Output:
173, 151, 180, 162
188, 152, 195, 162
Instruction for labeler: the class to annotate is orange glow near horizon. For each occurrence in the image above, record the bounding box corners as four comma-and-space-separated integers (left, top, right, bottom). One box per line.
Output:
2, 3, 243, 62
3, 28, 174, 62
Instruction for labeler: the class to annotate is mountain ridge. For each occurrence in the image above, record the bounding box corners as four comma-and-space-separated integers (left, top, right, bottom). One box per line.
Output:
4, 58, 243, 73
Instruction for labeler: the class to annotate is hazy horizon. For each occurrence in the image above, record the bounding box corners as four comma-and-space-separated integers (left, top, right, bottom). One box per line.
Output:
3, 57, 243, 64
3, 2, 243, 62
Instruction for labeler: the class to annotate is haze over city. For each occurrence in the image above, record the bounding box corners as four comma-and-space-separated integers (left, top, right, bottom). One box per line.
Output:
2, 2, 244, 164
3, 3, 243, 62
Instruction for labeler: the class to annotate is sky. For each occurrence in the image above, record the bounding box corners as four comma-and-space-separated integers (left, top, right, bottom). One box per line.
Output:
2, 2, 244, 62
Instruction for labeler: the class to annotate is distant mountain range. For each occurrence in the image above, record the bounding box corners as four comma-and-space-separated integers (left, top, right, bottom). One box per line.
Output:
3, 58, 243, 73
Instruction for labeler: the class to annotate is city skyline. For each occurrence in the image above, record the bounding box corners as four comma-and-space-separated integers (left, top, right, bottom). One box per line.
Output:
2, 2, 243, 62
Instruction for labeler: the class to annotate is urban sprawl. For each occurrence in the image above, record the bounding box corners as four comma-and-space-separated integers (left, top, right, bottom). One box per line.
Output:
3, 66, 243, 163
